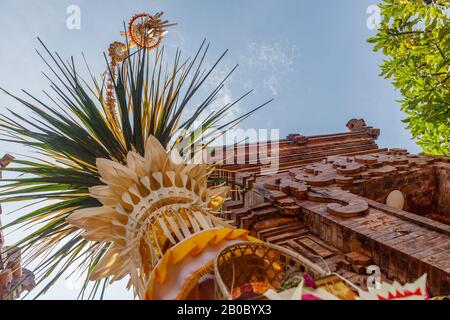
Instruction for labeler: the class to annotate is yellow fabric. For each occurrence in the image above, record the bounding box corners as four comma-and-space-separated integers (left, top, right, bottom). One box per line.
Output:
145, 228, 260, 300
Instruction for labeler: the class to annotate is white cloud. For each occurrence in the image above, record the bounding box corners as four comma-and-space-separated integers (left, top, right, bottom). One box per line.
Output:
264, 75, 280, 95
245, 41, 298, 70
239, 41, 299, 95
198, 61, 242, 125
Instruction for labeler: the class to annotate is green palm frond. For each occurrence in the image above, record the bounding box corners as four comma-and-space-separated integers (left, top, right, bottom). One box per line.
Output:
0, 38, 271, 299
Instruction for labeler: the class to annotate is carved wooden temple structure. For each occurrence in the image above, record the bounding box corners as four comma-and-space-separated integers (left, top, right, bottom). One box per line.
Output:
220, 119, 450, 297
0, 155, 35, 300
1, 119, 449, 299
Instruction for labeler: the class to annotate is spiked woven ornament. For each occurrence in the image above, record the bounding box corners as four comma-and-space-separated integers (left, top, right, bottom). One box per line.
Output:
67, 136, 234, 298
0, 8, 271, 299
357, 274, 430, 300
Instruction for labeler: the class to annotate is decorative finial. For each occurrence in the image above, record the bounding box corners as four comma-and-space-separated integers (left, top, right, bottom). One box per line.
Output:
105, 12, 177, 131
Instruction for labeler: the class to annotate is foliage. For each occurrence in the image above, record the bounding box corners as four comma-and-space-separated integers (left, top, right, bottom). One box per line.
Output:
368, 0, 450, 155
0, 39, 271, 299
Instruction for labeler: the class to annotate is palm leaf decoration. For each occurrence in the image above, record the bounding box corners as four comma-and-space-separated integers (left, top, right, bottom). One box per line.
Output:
0, 38, 271, 299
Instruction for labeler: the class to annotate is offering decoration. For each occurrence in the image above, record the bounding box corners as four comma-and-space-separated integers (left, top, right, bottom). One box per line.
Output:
0, 11, 270, 299
0, 10, 438, 301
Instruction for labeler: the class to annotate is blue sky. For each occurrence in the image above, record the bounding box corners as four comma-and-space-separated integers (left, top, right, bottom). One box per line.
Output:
0, 0, 421, 299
